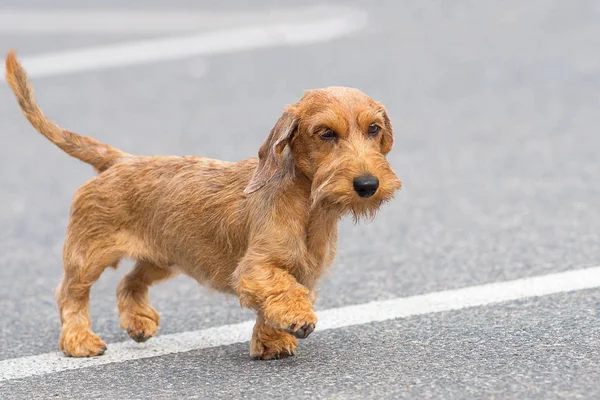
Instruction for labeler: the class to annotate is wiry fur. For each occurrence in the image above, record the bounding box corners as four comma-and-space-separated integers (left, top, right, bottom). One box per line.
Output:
5, 49, 402, 359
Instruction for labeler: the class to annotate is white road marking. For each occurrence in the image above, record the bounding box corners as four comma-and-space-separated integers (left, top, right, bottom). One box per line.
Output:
0, 6, 361, 34
0, 265, 599, 382
0, 6, 368, 80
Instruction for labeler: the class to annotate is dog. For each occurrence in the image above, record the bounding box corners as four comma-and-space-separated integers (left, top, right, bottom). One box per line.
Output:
5, 49, 402, 360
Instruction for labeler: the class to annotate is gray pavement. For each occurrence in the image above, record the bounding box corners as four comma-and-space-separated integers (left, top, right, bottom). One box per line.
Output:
2, 290, 599, 399
1, 0, 599, 398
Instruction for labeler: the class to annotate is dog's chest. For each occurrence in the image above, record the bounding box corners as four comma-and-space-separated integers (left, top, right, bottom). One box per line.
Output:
292, 218, 338, 288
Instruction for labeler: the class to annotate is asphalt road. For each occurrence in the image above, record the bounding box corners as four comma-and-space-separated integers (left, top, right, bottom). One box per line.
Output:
0, 0, 599, 399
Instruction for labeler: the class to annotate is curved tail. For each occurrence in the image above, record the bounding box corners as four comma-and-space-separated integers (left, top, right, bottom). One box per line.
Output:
4, 49, 129, 173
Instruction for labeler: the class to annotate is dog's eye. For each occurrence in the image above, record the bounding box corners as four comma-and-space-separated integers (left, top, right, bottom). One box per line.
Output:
368, 124, 380, 136
320, 129, 337, 141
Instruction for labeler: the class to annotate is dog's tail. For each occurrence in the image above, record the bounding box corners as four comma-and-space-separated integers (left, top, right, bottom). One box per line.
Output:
4, 49, 129, 173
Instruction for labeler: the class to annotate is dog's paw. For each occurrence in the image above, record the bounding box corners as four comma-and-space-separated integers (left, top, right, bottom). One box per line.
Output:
120, 307, 160, 343
251, 325, 297, 360
263, 293, 318, 340
59, 327, 107, 357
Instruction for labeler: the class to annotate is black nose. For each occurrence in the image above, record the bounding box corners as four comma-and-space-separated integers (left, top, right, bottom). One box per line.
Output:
353, 175, 379, 198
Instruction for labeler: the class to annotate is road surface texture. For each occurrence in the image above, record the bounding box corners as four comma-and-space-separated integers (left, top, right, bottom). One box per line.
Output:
0, 0, 599, 399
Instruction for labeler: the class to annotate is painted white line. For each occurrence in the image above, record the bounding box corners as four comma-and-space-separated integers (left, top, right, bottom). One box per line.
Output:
1, 265, 599, 382
0, 6, 368, 80
0, 6, 361, 34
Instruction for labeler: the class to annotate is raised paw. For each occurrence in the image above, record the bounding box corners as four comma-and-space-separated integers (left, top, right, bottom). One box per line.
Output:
263, 292, 318, 340
59, 326, 107, 357
120, 306, 160, 343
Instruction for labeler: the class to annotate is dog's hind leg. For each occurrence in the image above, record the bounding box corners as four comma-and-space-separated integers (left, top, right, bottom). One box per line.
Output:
55, 237, 123, 357
117, 260, 176, 343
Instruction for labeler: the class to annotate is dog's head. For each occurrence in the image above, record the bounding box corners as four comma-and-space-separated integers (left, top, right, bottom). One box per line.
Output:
245, 87, 401, 220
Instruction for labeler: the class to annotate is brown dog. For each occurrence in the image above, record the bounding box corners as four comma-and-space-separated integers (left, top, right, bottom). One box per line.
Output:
5, 50, 402, 360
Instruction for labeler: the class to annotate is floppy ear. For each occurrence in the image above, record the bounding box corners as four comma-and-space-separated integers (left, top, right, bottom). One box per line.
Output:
244, 110, 298, 194
380, 107, 394, 155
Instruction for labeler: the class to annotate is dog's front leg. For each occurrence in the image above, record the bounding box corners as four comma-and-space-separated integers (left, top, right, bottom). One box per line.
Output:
233, 259, 318, 346
249, 289, 319, 359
